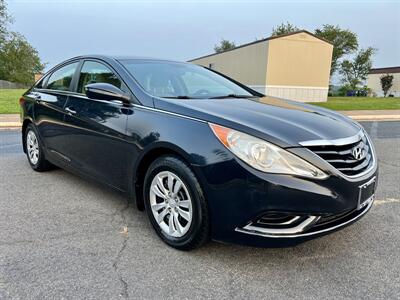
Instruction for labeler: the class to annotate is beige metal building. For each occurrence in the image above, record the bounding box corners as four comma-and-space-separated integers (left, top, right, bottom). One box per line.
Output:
189, 30, 333, 102
367, 67, 400, 97
34, 73, 43, 82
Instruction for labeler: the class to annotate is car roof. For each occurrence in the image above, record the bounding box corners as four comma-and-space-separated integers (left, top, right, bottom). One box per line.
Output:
67, 54, 187, 64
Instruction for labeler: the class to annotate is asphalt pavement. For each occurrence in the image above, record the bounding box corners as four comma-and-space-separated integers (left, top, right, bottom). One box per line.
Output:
0, 121, 399, 300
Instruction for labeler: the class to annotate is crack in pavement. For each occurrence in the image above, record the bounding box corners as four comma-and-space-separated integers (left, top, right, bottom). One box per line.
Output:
112, 201, 131, 299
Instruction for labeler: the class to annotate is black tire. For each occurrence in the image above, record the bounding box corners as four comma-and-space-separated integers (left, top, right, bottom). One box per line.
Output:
143, 155, 210, 250
24, 124, 53, 172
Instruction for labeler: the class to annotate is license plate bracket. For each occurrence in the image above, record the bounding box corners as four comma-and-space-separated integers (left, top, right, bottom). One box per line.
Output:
358, 176, 376, 210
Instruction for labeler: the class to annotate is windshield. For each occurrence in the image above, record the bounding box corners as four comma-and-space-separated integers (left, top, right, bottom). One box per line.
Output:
119, 60, 254, 99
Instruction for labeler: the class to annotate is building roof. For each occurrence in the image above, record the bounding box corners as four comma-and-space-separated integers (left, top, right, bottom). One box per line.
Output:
369, 67, 400, 74
188, 30, 333, 62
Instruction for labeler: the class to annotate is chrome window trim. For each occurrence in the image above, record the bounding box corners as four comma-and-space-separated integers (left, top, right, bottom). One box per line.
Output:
235, 197, 374, 239
132, 104, 207, 123
34, 88, 80, 97
35, 89, 133, 108
299, 130, 364, 147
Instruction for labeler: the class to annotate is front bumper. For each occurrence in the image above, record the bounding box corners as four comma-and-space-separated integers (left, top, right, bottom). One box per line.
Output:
235, 194, 374, 239
194, 153, 378, 247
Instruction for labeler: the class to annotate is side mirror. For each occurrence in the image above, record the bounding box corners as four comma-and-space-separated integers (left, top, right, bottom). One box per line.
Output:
84, 83, 131, 103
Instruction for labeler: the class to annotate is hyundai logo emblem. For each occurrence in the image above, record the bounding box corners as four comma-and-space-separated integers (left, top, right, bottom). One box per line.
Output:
352, 147, 365, 160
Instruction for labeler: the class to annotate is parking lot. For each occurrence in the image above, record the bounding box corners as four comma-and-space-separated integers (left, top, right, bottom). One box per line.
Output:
0, 121, 399, 300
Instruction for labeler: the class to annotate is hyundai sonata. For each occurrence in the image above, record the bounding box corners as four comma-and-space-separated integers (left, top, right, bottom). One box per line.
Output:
20, 55, 378, 250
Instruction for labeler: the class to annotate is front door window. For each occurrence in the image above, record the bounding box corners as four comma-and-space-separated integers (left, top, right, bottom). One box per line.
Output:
77, 61, 123, 94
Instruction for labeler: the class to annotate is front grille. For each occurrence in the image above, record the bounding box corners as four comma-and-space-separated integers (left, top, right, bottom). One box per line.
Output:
305, 133, 373, 177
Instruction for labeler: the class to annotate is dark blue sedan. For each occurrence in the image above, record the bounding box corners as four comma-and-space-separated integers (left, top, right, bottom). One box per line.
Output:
20, 55, 378, 250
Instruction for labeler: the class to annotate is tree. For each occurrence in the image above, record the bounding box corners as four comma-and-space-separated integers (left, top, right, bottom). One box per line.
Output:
339, 47, 376, 90
214, 39, 236, 53
0, 0, 11, 42
380, 74, 394, 97
271, 22, 299, 36
314, 25, 358, 75
0, 0, 45, 84
0, 32, 45, 84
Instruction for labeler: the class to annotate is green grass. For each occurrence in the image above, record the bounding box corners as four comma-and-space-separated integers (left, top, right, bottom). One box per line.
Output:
309, 97, 400, 111
0, 89, 26, 114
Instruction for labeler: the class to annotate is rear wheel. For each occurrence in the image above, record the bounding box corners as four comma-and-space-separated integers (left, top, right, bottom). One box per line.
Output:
24, 124, 53, 172
143, 155, 209, 250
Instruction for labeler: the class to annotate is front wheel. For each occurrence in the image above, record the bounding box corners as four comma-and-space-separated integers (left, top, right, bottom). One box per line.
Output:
143, 155, 210, 250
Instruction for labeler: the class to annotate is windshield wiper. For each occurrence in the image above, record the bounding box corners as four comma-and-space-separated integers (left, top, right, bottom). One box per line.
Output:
209, 94, 258, 99
162, 96, 193, 99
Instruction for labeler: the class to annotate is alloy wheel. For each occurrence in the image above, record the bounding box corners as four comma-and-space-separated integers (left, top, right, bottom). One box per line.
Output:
26, 130, 39, 165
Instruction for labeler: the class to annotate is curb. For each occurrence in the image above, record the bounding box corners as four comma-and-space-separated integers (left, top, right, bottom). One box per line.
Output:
0, 122, 21, 129
347, 115, 400, 121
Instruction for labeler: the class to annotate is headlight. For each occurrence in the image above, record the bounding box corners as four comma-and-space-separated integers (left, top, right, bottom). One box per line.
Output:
209, 123, 328, 179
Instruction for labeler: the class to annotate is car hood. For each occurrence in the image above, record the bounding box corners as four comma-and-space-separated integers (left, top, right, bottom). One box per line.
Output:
153, 96, 362, 148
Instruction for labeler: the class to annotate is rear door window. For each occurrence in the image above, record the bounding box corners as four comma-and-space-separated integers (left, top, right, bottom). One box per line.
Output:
46, 62, 79, 91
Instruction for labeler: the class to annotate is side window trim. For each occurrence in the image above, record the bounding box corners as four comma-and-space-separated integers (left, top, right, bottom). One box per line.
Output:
70, 60, 84, 93
41, 74, 50, 88
43, 60, 80, 92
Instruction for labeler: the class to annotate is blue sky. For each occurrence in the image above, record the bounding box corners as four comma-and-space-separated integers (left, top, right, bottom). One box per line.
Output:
7, 0, 400, 75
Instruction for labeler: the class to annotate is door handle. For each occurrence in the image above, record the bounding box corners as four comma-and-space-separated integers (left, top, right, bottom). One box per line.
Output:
65, 107, 77, 115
